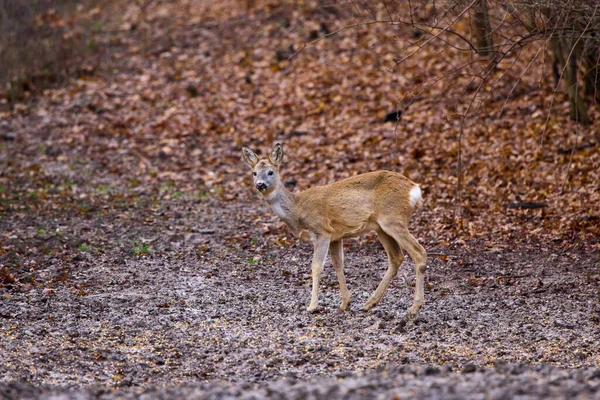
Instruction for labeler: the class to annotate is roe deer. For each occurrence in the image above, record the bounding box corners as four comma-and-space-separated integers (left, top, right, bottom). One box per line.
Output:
242, 143, 427, 317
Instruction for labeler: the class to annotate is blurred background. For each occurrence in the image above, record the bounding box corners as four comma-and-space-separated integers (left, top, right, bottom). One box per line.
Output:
1, 0, 599, 254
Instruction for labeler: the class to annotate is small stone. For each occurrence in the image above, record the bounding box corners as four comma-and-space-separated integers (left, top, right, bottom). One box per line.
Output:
553, 319, 575, 329
383, 109, 403, 123
462, 363, 477, 374
158, 146, 173, 159
423, 366, 440, 376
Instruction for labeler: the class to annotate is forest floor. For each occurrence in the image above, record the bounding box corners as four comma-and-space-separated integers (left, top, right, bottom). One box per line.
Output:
1, 0, 599, 398
1, 195, 600, 399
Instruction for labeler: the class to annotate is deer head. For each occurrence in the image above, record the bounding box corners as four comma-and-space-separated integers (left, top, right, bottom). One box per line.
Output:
242, 143, 284, 196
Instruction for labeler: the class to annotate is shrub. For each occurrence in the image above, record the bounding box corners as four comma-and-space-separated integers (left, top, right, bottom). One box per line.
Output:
0, 0, 96, 104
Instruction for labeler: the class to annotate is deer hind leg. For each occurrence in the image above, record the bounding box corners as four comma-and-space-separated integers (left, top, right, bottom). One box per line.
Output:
378, 221, 427, 317
307, 236, 330, 312
330, 240, 350, 310
362, 228, 405, 311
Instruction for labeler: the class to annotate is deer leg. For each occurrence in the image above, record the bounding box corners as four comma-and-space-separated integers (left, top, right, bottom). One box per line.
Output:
379, 223, 427, 317
330, 240, 350, 310
307, 236, 330, 312
363, 229, 405, 311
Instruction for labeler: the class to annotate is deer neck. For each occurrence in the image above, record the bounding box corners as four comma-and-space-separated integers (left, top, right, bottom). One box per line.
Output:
264, 183, 298, 232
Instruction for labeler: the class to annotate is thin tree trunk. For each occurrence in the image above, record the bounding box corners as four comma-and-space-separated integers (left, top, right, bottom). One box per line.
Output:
581, 40, 600, 103
551, 37, 591, 125
472, 0, 494, 57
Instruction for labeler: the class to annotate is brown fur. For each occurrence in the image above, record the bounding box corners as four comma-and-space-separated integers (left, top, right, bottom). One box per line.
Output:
242, 144, 427, 316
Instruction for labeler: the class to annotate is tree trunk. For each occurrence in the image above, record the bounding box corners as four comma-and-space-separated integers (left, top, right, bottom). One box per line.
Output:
471, 0, 494, 58
581, 40, 600, 103
551, 37, 591, 125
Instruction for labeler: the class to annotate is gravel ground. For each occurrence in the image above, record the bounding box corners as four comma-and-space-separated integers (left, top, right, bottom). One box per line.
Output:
1, 197, 599, 398
2, 364, 600, 399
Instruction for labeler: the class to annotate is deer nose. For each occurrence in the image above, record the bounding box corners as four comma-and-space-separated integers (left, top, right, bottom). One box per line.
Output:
256, 182, 268, 192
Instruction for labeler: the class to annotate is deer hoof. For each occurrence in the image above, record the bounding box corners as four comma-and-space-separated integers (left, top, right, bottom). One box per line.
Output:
407, 304, 422, 317
339, 300, 350, 311
306, 304, 318, 312
362, 299, 376, 311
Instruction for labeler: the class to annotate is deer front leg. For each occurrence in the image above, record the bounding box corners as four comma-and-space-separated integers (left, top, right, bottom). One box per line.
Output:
307, 236, 330, 312
330, 240, 350, 310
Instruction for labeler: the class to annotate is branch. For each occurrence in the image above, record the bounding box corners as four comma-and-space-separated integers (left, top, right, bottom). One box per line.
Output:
288, 20, 384, 61
390, 0, 479, 69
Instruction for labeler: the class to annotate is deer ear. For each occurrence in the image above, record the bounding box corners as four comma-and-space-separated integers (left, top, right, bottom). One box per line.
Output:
269, 143, 284, 167
242, 146, 259, 167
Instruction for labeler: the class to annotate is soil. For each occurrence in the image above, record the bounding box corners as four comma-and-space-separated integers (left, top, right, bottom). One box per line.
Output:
1, 194, 599, 398
1, 0, 600, 398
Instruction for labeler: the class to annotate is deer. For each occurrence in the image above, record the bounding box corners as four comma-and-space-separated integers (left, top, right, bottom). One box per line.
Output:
242, 143, 427, 318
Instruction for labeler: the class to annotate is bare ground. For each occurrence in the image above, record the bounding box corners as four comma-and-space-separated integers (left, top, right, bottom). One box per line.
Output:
1, 193, 599, 398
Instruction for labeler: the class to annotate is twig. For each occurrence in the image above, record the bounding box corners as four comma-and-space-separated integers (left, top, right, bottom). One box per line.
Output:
288, 20, 383, 61
390, 0, 479, 70
540, 1, 597, 149
521, 287, 550, 296
382, 0, 393, 23
427, 252, 451, 256
455, 54, 504, 228
395, 59, 482, 110
558, 3, 597, 192
290, 1, 480, 63
496, 274, 530, 279
561, 111, 580, 193
539, 8, 574, 151
498, 43, 545, 117
87, 291, 153, 299
470, 43, 526, 117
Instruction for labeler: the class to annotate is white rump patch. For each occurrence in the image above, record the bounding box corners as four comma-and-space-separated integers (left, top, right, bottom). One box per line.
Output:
409, 185, 422, 208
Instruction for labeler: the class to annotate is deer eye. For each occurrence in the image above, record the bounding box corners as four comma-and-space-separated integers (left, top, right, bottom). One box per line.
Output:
268, 171, 274, 176
253, 172, 257, 176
